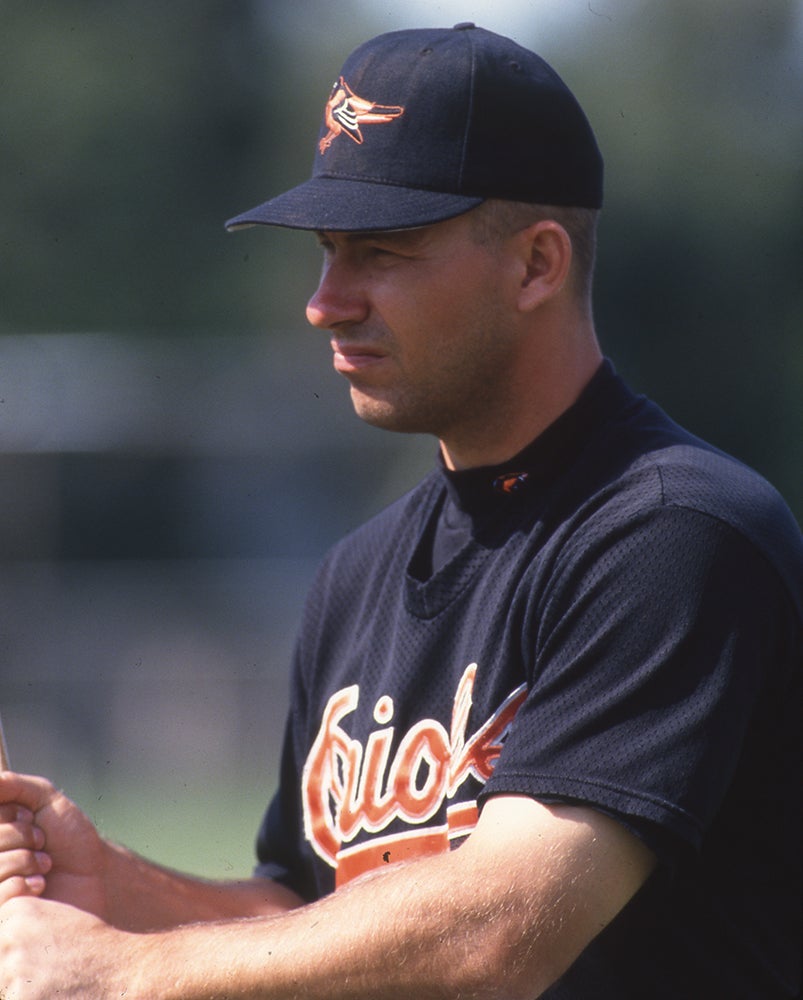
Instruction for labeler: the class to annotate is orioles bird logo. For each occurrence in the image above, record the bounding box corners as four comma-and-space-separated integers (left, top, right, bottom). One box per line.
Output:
319, 76, 405, 154
493, 471, 530, 495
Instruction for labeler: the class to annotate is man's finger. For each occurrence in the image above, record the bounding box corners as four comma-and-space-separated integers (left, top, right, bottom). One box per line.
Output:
0, 872, 47, 907
0, 847, 50, 882
0, 818, 45, 854
0, 806, 33, 825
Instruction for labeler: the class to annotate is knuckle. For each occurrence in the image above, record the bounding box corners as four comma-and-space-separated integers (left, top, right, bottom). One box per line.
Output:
19, 822, 44, 850
0, 822, 37, 852
0, 848, 41, 878
0, 875, 31, 906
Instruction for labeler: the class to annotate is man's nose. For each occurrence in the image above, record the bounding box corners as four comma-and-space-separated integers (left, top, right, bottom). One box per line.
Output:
306, 260, 369, 330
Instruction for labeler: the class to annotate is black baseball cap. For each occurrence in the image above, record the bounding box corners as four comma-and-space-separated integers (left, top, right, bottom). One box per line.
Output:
225, 23, 603, 234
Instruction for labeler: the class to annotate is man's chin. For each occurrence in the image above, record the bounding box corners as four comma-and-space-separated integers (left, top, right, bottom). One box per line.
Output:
349, 389, 426, 436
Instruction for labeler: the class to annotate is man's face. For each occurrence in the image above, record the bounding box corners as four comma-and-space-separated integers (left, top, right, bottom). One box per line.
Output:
305, 210, 524, 462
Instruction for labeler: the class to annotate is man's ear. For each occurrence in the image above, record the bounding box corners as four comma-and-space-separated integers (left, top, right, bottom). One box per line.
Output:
515, 220, 573, 312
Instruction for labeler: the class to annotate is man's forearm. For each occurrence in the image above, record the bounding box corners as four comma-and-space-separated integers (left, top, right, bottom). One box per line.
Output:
0, 848, 569, 1000
100, 841, 304, 931
112, 799, 655, 1000
119, 855, 505, 1000
0, 798, 654, 999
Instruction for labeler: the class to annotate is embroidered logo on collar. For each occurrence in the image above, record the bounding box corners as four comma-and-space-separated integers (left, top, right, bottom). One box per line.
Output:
319, 76, 405, 154
493, 471, 530, 495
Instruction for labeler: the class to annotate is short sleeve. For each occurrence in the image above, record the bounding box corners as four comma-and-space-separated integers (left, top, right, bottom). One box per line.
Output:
481, 504, 787, 861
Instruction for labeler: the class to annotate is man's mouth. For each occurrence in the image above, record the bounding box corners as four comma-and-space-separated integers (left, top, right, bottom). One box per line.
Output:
331, 341, 388, 374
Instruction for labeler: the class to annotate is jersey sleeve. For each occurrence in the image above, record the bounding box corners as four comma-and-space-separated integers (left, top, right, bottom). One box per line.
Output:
480, 502, 795, 863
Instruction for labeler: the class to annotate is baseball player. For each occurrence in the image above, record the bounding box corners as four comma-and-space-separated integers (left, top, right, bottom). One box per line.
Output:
0, 24, 801, 999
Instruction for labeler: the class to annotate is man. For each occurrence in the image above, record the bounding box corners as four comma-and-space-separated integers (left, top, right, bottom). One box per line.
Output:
0, 24, 800, 999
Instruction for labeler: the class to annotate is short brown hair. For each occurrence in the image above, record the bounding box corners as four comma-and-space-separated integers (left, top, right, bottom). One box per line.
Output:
470, 199, 599, 303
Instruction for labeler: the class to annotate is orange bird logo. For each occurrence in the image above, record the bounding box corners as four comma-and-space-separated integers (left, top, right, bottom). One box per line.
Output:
319, 77, 405, 154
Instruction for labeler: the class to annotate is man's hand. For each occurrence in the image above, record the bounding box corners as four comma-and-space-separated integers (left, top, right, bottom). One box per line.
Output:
0, 897, 132, 1000
0, 802, 49, 906
0, 772, 107, 917
0, 769, 304, 932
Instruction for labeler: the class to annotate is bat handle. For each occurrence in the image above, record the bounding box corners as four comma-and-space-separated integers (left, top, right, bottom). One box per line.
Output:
0, 712, 11, 770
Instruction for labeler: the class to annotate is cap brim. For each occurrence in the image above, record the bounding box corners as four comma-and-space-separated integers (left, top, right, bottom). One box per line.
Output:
225, 176, 484, 233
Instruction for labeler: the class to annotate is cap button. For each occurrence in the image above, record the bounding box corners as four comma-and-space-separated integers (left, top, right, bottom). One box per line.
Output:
453, 22, 476, 30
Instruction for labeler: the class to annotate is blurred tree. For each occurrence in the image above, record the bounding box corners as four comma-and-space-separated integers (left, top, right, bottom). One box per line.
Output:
567, 0, 803, 515
0, 1, 310, 332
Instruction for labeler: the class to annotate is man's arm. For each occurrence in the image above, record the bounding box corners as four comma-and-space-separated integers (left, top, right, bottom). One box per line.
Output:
0, 793, 656, 999
0, 771, 303, 928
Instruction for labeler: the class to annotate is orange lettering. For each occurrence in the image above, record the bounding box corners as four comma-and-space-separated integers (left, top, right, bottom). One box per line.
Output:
301, 665, 527, 873
391, 721, 451, 822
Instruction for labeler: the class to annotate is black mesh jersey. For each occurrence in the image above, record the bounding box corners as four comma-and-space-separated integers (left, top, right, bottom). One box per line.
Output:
257, 360, 803, 997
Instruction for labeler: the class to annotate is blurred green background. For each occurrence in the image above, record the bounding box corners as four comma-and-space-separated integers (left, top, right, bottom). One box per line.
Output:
1, 0, 801, 877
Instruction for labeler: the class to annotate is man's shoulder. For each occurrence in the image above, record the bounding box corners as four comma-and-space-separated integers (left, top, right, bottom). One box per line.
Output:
647, 438, 790, 524
583, 399, 803, 610
623, 404, 800, 542
585, 390, 794, 525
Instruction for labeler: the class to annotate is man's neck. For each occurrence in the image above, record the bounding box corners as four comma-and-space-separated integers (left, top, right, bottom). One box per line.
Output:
440, 336, 603, 471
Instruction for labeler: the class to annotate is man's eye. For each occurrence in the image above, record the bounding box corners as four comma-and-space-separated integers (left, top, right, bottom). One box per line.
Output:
367, 244, 404, 260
